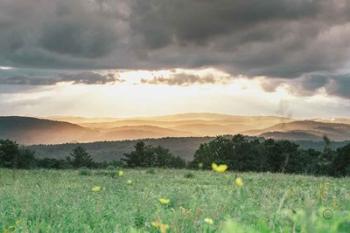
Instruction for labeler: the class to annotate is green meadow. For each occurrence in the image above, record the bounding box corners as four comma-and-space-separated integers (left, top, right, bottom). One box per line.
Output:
0, 169, 349, 233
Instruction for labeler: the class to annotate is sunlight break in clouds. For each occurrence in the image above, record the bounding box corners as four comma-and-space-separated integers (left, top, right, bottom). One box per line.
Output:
1, 68, 349, 118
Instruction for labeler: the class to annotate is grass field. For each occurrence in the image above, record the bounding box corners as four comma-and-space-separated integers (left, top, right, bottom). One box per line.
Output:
0, 169, 349, 233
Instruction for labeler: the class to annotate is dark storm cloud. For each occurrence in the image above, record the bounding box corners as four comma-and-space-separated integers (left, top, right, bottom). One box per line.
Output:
128, 0, 350, 78
261, 73, 350, 99
141, 72, 230, 86
326, 75, 350, 98
1, 0, 350, 98
307, 74, 350, 99
0, 0, 128, 68
129, 0, 319, 47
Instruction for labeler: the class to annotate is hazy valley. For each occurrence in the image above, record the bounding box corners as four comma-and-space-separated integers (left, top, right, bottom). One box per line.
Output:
1, 113, 350, 145
1, 113, 350, 161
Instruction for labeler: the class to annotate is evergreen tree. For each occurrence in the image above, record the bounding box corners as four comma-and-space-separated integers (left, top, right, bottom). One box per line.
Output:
0, 139, 20, 168
123, 142, 186, 168
67, 146, 94, 168
332, 144, 350, 177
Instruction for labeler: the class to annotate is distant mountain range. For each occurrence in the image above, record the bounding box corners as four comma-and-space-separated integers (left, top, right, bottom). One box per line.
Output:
1, 113, 350, 145
245, 120, 350, 141
0, 116, 94, 144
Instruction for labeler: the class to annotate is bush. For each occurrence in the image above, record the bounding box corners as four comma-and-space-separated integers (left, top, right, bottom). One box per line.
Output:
184, 172, 195, 179
79, 168, 92, 176
146, 169, 156, 174
134, 212, 146, 228
94, 170, 114, 177
106, 165, 116, 170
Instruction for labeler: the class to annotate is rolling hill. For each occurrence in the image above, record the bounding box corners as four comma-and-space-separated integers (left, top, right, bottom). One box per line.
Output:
28, 137, 214, 162
246, 120, 350, 141
0, 116, 192, 144
48, 113, 291, 137
2, 115, 350, 161
1, 114, 350, 145
102, 125, 193, 140
0, 116, 96, 144
314, 118, 350, 125
28, 137, 350, 162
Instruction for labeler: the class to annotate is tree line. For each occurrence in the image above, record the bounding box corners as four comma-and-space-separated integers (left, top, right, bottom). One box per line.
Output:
0, 140, 184, 170
0, 135, 349, 177
190, 135, 349, 177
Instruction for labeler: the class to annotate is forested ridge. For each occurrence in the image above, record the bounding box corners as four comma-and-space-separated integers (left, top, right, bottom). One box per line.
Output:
1, 135, 349, 177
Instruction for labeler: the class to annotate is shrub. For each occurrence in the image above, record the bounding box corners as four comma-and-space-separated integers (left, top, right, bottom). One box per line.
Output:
134, 212, 146, 228
184, 172, 195, 179
146, 169, 156, 174
106, 165, 116, 170
79, 168, 92, 176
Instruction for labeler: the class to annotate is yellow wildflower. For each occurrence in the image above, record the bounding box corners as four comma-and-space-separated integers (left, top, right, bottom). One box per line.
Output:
118, 170, 124, 177
151, 221, 159, 227
234, 177, 244, 187
159, 198, 170, 205
151, 220, 169, 233
211, 163, 228, 173
91, 186, 102, 192
204, 218, 214, 225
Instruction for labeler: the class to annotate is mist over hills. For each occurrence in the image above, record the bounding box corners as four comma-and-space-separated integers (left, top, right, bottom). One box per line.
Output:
245, 121, 350, 141
0, 116, 95, 144
1, 113, 350, 145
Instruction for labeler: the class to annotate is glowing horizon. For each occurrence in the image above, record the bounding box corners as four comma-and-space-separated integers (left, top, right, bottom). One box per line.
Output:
0, 68, 349, 119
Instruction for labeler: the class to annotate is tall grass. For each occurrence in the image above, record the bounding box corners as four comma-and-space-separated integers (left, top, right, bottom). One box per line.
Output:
0, 169, 349, 232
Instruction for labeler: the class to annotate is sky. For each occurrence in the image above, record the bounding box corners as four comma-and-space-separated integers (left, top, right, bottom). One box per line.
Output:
0, 0, 350, 118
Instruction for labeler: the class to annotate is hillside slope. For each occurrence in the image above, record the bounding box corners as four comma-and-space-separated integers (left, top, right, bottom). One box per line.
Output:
102, 125, 193, 140
50, 113, 291, 137
0, 116, 194, 144
0, 116, 96, 144
246, 120, 350, 141
28, 137, 350, 162
2, 115, 350, 145
28, 137, 214, 161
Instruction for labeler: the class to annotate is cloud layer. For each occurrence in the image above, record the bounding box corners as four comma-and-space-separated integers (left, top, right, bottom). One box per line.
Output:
141, 69, 231, 86
0, 69, 121, 86
263, 73, 350, 99
0, 0, 350, 98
